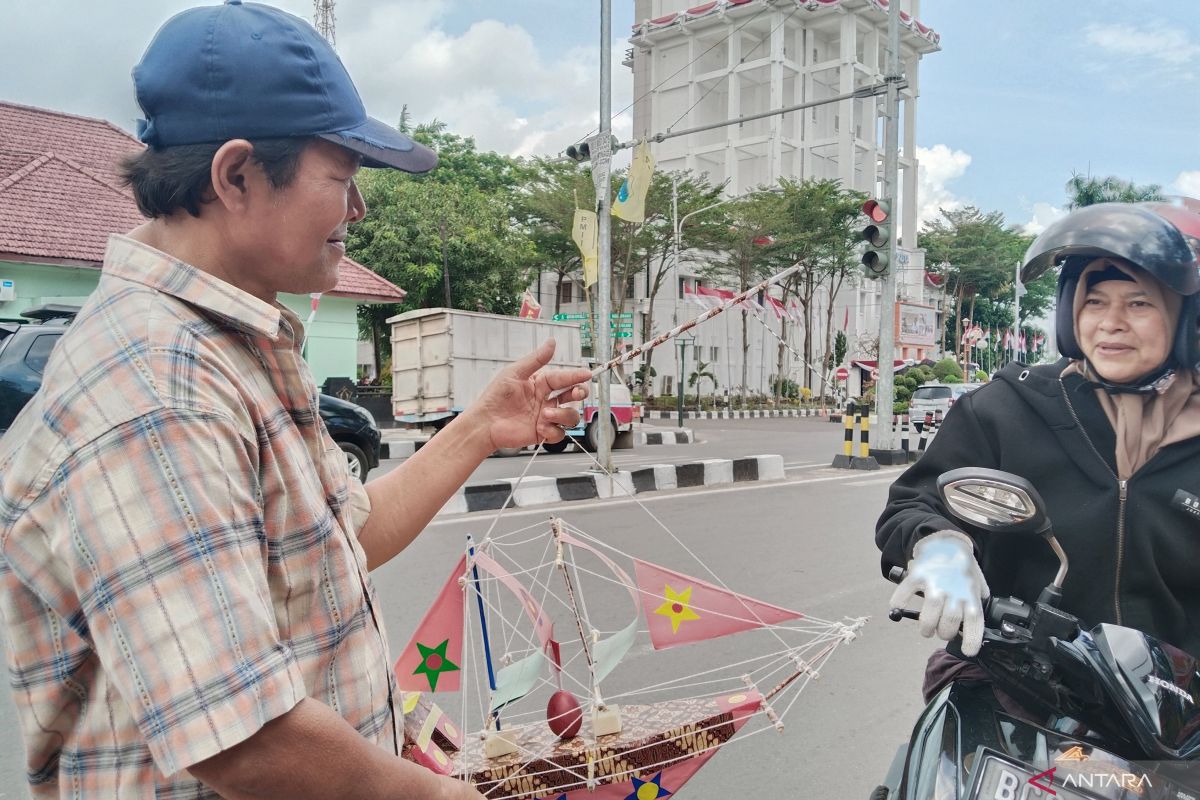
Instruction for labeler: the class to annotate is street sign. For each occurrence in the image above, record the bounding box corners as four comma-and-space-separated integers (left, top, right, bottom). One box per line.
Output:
609, 312, 632, 319
582, 331, 631, 340
581, 322, 634, 330
835, 367, 849, 381
552, 313, 589, 321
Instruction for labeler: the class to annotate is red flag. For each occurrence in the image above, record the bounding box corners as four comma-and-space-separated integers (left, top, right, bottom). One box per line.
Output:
633, 558, 804, 650
841, 306, 849, 332
519, 290, 541, 319
696, 285, 724, 310
395, 556, 466, 693
765, 294, 786, 320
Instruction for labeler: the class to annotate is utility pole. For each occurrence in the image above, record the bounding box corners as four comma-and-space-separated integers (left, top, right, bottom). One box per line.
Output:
871, 0, 906, 465
592, 0, 615, 474
1013, 260, 1024, 364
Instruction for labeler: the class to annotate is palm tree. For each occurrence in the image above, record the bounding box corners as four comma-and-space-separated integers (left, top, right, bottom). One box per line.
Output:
688, 360, 718, 412
1066, 173, 1162, 209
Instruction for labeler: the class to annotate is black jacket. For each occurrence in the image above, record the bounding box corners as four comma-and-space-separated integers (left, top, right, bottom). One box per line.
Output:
877, 359, 1200, 657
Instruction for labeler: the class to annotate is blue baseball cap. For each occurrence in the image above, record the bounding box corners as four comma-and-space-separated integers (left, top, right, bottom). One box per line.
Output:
133, 0, 436, 173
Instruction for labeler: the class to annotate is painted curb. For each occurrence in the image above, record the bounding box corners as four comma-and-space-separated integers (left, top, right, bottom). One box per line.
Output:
642, 408, 833, 420
437, 454, 785, 517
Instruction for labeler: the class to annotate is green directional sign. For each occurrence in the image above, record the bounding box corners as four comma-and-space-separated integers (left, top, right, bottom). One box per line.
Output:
609, 313, 633, 319
581, 322, 634, 330
552, 313, 589, 321
581, 331, 631, 340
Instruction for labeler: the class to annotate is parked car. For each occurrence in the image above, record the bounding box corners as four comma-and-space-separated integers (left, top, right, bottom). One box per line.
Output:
0, 305, 383, 478
908, 381, 986, 425
317, 392, 382, 479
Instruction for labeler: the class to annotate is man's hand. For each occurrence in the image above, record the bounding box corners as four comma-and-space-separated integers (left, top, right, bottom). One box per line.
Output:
889, 530, 990, 656
466, 339, 592, 451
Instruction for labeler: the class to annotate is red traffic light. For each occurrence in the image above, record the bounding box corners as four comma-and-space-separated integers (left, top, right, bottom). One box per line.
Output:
862, 198, 890, 224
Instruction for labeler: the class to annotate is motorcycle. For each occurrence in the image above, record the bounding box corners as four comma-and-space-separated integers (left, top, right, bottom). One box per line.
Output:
872, 467, 1200, 800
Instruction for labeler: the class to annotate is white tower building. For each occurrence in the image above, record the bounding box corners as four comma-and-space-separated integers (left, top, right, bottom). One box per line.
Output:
536, 0, 945, 404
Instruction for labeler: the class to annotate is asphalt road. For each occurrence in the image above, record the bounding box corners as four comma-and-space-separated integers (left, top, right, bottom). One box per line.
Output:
0, 419, 938, 798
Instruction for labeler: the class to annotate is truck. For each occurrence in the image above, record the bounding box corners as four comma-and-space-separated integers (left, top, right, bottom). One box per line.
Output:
388, 308, 637, 452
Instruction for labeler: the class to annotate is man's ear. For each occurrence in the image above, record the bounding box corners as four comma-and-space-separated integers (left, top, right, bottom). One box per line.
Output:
210, 139, 263, 213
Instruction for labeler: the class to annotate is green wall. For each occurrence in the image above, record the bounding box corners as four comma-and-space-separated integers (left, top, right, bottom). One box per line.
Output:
0, 259, 365, 387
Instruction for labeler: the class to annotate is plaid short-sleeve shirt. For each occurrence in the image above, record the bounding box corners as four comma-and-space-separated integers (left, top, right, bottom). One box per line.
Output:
0, 236, 398, 797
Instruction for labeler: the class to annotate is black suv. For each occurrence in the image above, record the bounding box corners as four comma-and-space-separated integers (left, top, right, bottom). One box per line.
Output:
0, 305, 384, 478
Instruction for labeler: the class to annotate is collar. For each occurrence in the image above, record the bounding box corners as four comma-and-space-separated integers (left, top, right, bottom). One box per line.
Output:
102, 234, 290, 341
1078, 359, 1178, 396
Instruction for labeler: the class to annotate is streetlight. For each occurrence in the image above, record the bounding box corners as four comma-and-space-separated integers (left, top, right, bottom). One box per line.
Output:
937, 260, 951, 356
676, 334, 695, 427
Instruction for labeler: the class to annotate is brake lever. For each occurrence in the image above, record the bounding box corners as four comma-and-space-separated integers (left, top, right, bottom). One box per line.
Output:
889, 607, 920, 622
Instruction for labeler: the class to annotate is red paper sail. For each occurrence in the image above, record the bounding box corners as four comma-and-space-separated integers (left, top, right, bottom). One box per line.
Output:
633, 558, 804, 650
395, 555, 466, 693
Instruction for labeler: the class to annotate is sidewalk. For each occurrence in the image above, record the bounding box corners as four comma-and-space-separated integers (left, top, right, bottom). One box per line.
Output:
380, 424, 696, 458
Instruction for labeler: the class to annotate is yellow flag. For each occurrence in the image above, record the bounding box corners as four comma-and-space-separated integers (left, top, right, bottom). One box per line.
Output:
612, 141, 655, 224
572, 208, 599, 287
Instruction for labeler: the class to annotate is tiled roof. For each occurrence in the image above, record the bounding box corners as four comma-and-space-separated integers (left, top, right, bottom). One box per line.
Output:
0, 100, 404, 302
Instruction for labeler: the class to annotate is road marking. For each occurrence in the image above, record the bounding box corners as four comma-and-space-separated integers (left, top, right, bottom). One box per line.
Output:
430, 468, 906, 525
845, 475, 902, 487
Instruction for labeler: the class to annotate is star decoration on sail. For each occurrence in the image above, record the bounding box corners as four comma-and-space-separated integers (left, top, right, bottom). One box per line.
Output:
414, 639, 459, 692
627, 771, 673, 799
654, 584, 701, 634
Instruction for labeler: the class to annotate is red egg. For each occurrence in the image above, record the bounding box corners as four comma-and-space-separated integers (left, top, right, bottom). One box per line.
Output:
546, 690, 583, 739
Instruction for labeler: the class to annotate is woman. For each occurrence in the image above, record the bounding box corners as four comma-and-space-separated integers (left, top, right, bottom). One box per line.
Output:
877, 201, 1200, 698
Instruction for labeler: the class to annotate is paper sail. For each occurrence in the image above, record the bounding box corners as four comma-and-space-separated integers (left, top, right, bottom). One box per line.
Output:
633, 558, 804, 650
490, 650, 547, 713
395, 555, 466, 693
557, 531, 640, 682
471, 549, 554, 650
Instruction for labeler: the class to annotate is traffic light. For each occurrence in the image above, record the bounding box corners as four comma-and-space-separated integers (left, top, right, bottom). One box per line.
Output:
566, 141, 591, 162
859, 198, 891, 278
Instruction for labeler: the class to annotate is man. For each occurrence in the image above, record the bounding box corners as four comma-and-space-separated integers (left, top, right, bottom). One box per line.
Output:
0, 2, 590, 797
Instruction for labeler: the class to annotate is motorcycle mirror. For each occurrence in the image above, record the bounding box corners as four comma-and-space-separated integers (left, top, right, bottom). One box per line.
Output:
937, 468, 1069, 596
936, 467, 1050, 534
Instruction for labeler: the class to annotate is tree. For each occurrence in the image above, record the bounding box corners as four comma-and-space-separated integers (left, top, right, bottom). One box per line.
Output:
922, 207, 1032, 367
702, 189, 788, 400
515, 159, 595, 315
345, 123, 537, 370
1066, 173, 1163, 209
688, 360, 718, 410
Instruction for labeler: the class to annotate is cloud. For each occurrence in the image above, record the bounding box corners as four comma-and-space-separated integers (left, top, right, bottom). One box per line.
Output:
335, 14, 631, 159
1021, 203, 1067, 236
1082, 21, 1199, 81
1171, 170, 1200, 199
915, 144, 972, 225
0, 0, 626, 161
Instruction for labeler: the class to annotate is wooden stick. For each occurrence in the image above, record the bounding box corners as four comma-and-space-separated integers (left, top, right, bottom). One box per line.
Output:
548, 262, 802, 399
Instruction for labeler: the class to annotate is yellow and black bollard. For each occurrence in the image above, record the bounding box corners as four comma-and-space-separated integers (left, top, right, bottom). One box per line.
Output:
831, 402, 881, 470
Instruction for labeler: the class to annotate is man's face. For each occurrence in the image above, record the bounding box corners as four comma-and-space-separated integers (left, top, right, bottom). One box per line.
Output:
1078, 279, 1173, 383
247, 139, 366, 296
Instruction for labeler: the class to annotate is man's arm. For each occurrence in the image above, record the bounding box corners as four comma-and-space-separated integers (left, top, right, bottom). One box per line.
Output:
357, 339, 590, 570
190, 698, 482, 799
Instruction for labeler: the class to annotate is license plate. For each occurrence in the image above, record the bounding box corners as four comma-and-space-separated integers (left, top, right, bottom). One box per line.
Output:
969, 754, 1093, 800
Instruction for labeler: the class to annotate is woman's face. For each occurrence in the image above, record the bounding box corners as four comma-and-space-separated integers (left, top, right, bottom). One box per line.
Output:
1077, 278, 1173, 383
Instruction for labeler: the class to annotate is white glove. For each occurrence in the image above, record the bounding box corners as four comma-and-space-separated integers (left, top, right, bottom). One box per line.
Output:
889, 530, 990, 656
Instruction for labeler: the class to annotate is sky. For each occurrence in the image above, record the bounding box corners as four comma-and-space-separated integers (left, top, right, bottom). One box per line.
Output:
1, 1, 1197, 236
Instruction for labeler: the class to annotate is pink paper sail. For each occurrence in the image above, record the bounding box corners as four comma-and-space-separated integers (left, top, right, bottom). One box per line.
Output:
394, 555, 467, 693
633, 558, 804, 650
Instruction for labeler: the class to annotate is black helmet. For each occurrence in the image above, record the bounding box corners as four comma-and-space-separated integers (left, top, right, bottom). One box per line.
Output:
1021, 201, 1200, 371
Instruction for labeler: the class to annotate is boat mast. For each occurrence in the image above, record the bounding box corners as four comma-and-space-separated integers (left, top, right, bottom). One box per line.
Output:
550, 519, 598, 692
467, 535, 501, 727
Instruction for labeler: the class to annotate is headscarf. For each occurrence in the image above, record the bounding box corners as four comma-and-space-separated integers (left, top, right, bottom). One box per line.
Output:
1061, 258, 1200, 479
